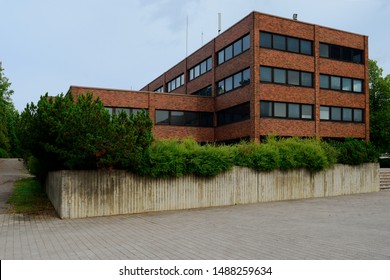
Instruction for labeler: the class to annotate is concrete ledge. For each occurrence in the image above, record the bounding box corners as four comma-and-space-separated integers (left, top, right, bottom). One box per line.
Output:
46, 164, 380, 219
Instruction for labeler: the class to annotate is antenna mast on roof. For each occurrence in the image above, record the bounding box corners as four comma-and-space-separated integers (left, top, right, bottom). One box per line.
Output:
218, 13, 222, 35
186, 16, 189, 57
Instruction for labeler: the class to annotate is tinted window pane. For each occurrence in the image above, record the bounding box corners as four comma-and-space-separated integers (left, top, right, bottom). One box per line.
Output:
260, 32, 272, 48
320, 75, 329, 89
233, 40, 242, 56
242, 68, 250, 85
319, 43, 329, 58
330, 45, 341, 60
301, 105, 312, 119
352, 50, 363, 63
116, 108, 130, 115
353, 80, 362, 92
300, 40, 312, 55
320, 106, 330, 120
225, 45, 233, 61
274, 69, 286, 84
301, 72, 313, 87
260, 66, 272, 82
288, 103, 300, 118
170, 111, 185, 126
287, 37, 299, 53
343, 108, 352, 121
288, 70, 300, 86
274, 102, 287, 117
218, 50, 224, 64
273, 35, 286, 50
242, 34, 250, 51
183, 112, 198, 126
331, 107, 342, 121
233, 72, 242, 88
194, 65, 200, 78
354, 109, 363, 122
207, 57, 212, 71
189, 69, 194, 80
200, 61, 207, 74
342, 78, 352, 91
218, 80, 225, 95
331, 76, 341, 90
199, 112, 213, 127
225, 76, 233, 92
260, 101, 272, 117
342, 48, 352, 61
217, 102, 250, 126
156, 110, 169, 125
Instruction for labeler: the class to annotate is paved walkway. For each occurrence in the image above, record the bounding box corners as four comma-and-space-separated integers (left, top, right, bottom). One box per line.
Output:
0, 159, 389, 259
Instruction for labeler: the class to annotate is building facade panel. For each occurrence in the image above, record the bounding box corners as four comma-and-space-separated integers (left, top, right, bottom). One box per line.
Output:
259, 119, 316, 137
154, 126, 214, 142
320, 122, 366, 138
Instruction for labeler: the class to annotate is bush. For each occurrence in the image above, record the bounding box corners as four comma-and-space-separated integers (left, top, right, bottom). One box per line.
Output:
329, 138, 379, 165
18, 93, 152, 176
235, 141, 280, 171
0, 147, 9, 158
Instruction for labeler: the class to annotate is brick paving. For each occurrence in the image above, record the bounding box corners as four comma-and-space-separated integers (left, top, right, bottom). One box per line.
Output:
0, 190, 389, 260
1, 159, 390, 260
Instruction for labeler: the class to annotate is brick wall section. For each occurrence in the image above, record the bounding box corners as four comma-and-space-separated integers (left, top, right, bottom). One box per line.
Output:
260, 119, 315, 137
215, 119, 251, 141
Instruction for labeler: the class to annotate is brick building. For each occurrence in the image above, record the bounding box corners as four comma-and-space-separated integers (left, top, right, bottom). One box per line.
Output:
70, 11, 369, 143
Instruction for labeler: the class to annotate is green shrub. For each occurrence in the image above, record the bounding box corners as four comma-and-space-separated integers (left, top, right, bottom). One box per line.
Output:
235, 141, 280, 171
330, 138, 379, 165
0, 147, 9, 158
187, 144, 235, 176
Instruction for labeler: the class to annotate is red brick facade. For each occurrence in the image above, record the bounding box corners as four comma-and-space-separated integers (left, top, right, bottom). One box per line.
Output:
70, 11, 369, 142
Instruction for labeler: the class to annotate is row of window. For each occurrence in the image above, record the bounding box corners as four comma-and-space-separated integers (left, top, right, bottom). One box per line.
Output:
154, 86, 164, 93
105, 107, 146, 116
260, 66, 313, 87
218, 34, 250, 65
191, 85, 212, 97
320, 74, 363, 93
167, 74, 185, 92
152, 104, 364, 127
217, 68, 250, 95
217, 102, 250, 126
320, 43, 363, 64
320, 106, 363, 122
189, 57, 212, 81
155, 110, 213, 127
260, 31, 313, 56
260, 101, 313, 120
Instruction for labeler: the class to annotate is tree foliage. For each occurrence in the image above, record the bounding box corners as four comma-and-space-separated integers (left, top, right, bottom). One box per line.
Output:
0, 62, 19, 157
369, 60, 390, 152
19, 92, 152, 178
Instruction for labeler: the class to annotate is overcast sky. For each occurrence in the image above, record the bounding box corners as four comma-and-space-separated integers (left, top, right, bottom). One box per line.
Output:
1, 0, 389, 111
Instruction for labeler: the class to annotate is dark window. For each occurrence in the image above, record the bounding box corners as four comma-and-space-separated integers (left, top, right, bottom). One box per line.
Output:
217, 102, 250, 126
288, 70, 300, 86
330, 76, 341, 90
300, 40, 312, 55
156, 110, 169, 125
167, 74, 184, 92
260, 32, 272, 48
260, 101, 272, 117
331, 107, 342, 121
320, 106, 364, 123
218, 50, 225, 64
320, 43, 363, 64
273, 35, 286, 51
260, 31, 313, 56
191, 85, 212, 96
319, 43, 329, 58
288, 103, 300, 119
260, 66, 272, 82
354, 109, 363, 122
156, 110, 213, 127
242, 34, 250, 51
217, 68, 251, 95
342, 78, 352, 91
301, 72, 313, 87
274, 68, 286, 84
218, 34, 251, 65
320, 75, 329, 89
301, 105, 313, 119
287, 37, 299, 53
343, 108, 353, 122
260, 101, 313, 120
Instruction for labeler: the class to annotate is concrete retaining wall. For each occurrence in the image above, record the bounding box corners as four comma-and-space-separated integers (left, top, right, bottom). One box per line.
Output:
46, 164, 379, 219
